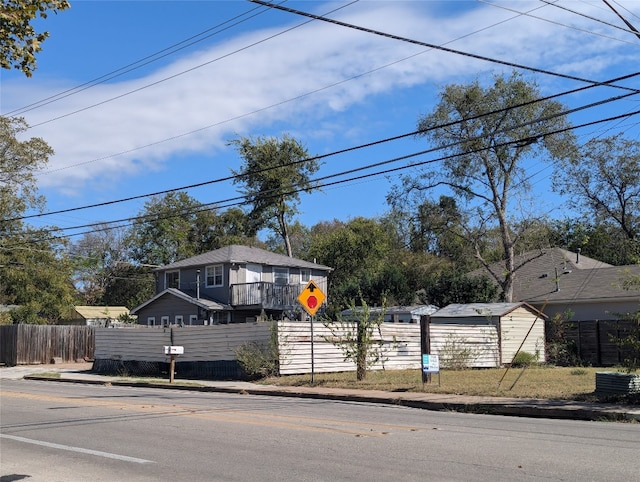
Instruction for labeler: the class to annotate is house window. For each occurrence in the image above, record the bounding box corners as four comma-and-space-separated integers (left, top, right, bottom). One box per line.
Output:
189, 314, 197, 326
273, 267, 289, 285
147, 317, 155, 326
206, 265, 223, 287
161, 316, 169, 327
175, 315, 183, 326
165, 270, 180, 289
300, 269, 311, 283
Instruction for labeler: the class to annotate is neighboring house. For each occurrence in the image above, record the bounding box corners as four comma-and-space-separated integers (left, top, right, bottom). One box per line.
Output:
474, 248, 640, 323
429, 302, 546, 367
342, 305, 440, 323
131, 245, 332, 325
65, 306, 131, 326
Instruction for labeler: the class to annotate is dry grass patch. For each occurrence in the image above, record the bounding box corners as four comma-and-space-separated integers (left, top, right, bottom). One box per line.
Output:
265, 366, 603, 400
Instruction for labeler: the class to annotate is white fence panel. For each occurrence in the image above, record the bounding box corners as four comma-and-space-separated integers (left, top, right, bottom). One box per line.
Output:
277, 321, 421, 375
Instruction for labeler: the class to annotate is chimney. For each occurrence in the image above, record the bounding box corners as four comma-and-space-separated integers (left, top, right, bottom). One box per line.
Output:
576, 248, 581, 264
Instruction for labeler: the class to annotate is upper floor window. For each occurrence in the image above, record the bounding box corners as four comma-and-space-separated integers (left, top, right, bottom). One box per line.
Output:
165, 270, 180, 289
300, 269, 311, 283
206, 264, 223, 287
273, 267, 289, 285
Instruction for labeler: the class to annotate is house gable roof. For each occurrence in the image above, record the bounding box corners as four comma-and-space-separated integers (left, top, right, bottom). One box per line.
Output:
130, 288, 230, 315
157, 244, 332, 271
474, 247, 640, 304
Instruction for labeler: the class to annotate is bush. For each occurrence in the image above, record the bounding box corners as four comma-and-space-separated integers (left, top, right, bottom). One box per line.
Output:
235, 322, 280, 380
511, 351, 538, 367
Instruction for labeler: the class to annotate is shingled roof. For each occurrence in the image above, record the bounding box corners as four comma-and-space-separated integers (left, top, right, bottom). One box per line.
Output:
157, 245, 332, 271
477, 248, 640, 303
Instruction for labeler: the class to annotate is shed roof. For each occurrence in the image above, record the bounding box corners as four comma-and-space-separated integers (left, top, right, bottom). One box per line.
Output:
74, 306, 130, 319
432, 302, 544, 318
158, 244, 332, 271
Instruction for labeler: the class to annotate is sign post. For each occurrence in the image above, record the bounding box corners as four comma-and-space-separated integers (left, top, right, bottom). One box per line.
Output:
297, 280, 326, 385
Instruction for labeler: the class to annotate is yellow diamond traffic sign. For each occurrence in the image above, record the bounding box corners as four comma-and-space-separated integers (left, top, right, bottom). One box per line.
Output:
297, 280, 325, 317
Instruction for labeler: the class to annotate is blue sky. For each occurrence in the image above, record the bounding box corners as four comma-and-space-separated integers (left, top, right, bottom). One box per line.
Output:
2, 0, 640, 243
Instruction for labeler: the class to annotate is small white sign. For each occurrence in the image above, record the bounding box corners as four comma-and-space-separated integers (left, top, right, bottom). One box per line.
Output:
422, 354, 440, 373
164, 345, 184, 355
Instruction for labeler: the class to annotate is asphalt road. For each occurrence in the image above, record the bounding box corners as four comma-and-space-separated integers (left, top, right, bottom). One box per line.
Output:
1, 379, 639, 482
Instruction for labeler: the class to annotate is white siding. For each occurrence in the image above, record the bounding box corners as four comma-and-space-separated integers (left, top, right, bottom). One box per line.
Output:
429, 324, 500, 368
499, 307, 546, 364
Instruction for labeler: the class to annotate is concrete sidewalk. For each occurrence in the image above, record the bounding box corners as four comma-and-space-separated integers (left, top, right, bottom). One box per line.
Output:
2, 363, 640, 422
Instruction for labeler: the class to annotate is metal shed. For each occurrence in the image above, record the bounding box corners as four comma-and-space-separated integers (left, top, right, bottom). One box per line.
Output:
428, 302, 546, 368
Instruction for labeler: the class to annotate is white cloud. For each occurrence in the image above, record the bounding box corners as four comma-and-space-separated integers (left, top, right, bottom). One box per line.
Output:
2, 0, 637, 196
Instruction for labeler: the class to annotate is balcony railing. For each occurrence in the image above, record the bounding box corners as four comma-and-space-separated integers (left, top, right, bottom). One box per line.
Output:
230, 282, 303, 309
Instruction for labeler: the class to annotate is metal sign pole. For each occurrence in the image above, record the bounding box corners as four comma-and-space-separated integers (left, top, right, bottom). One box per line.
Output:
310, 315, 315, 385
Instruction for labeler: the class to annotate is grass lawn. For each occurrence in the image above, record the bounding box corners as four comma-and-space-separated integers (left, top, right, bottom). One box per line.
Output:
265, 366, 625, 401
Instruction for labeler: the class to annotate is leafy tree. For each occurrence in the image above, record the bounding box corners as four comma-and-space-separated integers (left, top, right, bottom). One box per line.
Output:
420, 270, 498, 307
0, 115, 75, 323
0, 116, 51, 232
308, 217, 391, 315
128, 192, 254, 266
553, 134, 640, 242
102, 263, 155, 309
548, 218, 640, 265
1, 0, 70, 77
230, 134, 320, 257
70, 224, 129, 305
0, 229, 75, 323
389, 72, 576, 301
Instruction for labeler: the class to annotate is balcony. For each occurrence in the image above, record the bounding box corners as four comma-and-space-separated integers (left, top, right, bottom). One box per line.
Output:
230, 282, 303, 309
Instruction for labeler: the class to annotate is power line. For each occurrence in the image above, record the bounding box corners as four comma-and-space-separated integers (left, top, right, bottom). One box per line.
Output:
250, 0, 637, 92
8, 70, 639, 224
3, 2, 281, 117
21, 1, 358, 129
6, 107, 638, 248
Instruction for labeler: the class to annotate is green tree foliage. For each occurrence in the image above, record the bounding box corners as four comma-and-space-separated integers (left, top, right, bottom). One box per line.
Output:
1, 0, 70, 77
128, 192, 255, 266
553, 134, 640, 243
0, 116, 51, 231
389, 72, 576, 302
230, 134, 320, 257
102, 263, 154, 309
0, 229, 75, 323
548, 219, 640, 265
308, 217, 391, 315
0, 115, 75, 323
420, 270, 498, 307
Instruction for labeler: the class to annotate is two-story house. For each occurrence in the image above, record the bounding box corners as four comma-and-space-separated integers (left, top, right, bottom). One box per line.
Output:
130, 245, 332, 325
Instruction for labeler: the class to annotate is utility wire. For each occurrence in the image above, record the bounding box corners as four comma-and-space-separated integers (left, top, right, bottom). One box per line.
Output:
250, 0, 637, 92
4, 2, 277, 117
8, 71, 639, 224
22, 1, 358, 129
6, 107, 638, 247
35, 0, 575, 176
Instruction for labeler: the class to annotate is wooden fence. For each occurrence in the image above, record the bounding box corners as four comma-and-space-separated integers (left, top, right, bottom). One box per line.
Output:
564, 319, 638, 366
0, 325, 95, 366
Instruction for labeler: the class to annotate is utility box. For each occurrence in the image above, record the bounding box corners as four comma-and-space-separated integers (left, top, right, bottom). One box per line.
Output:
164, 345, 184, 355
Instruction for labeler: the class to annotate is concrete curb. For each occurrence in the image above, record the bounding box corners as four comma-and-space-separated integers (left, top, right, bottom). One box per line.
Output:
23, 374, 640, 422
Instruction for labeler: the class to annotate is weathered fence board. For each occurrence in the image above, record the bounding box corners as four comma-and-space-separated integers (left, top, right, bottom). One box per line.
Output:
0, 325, 94, 366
